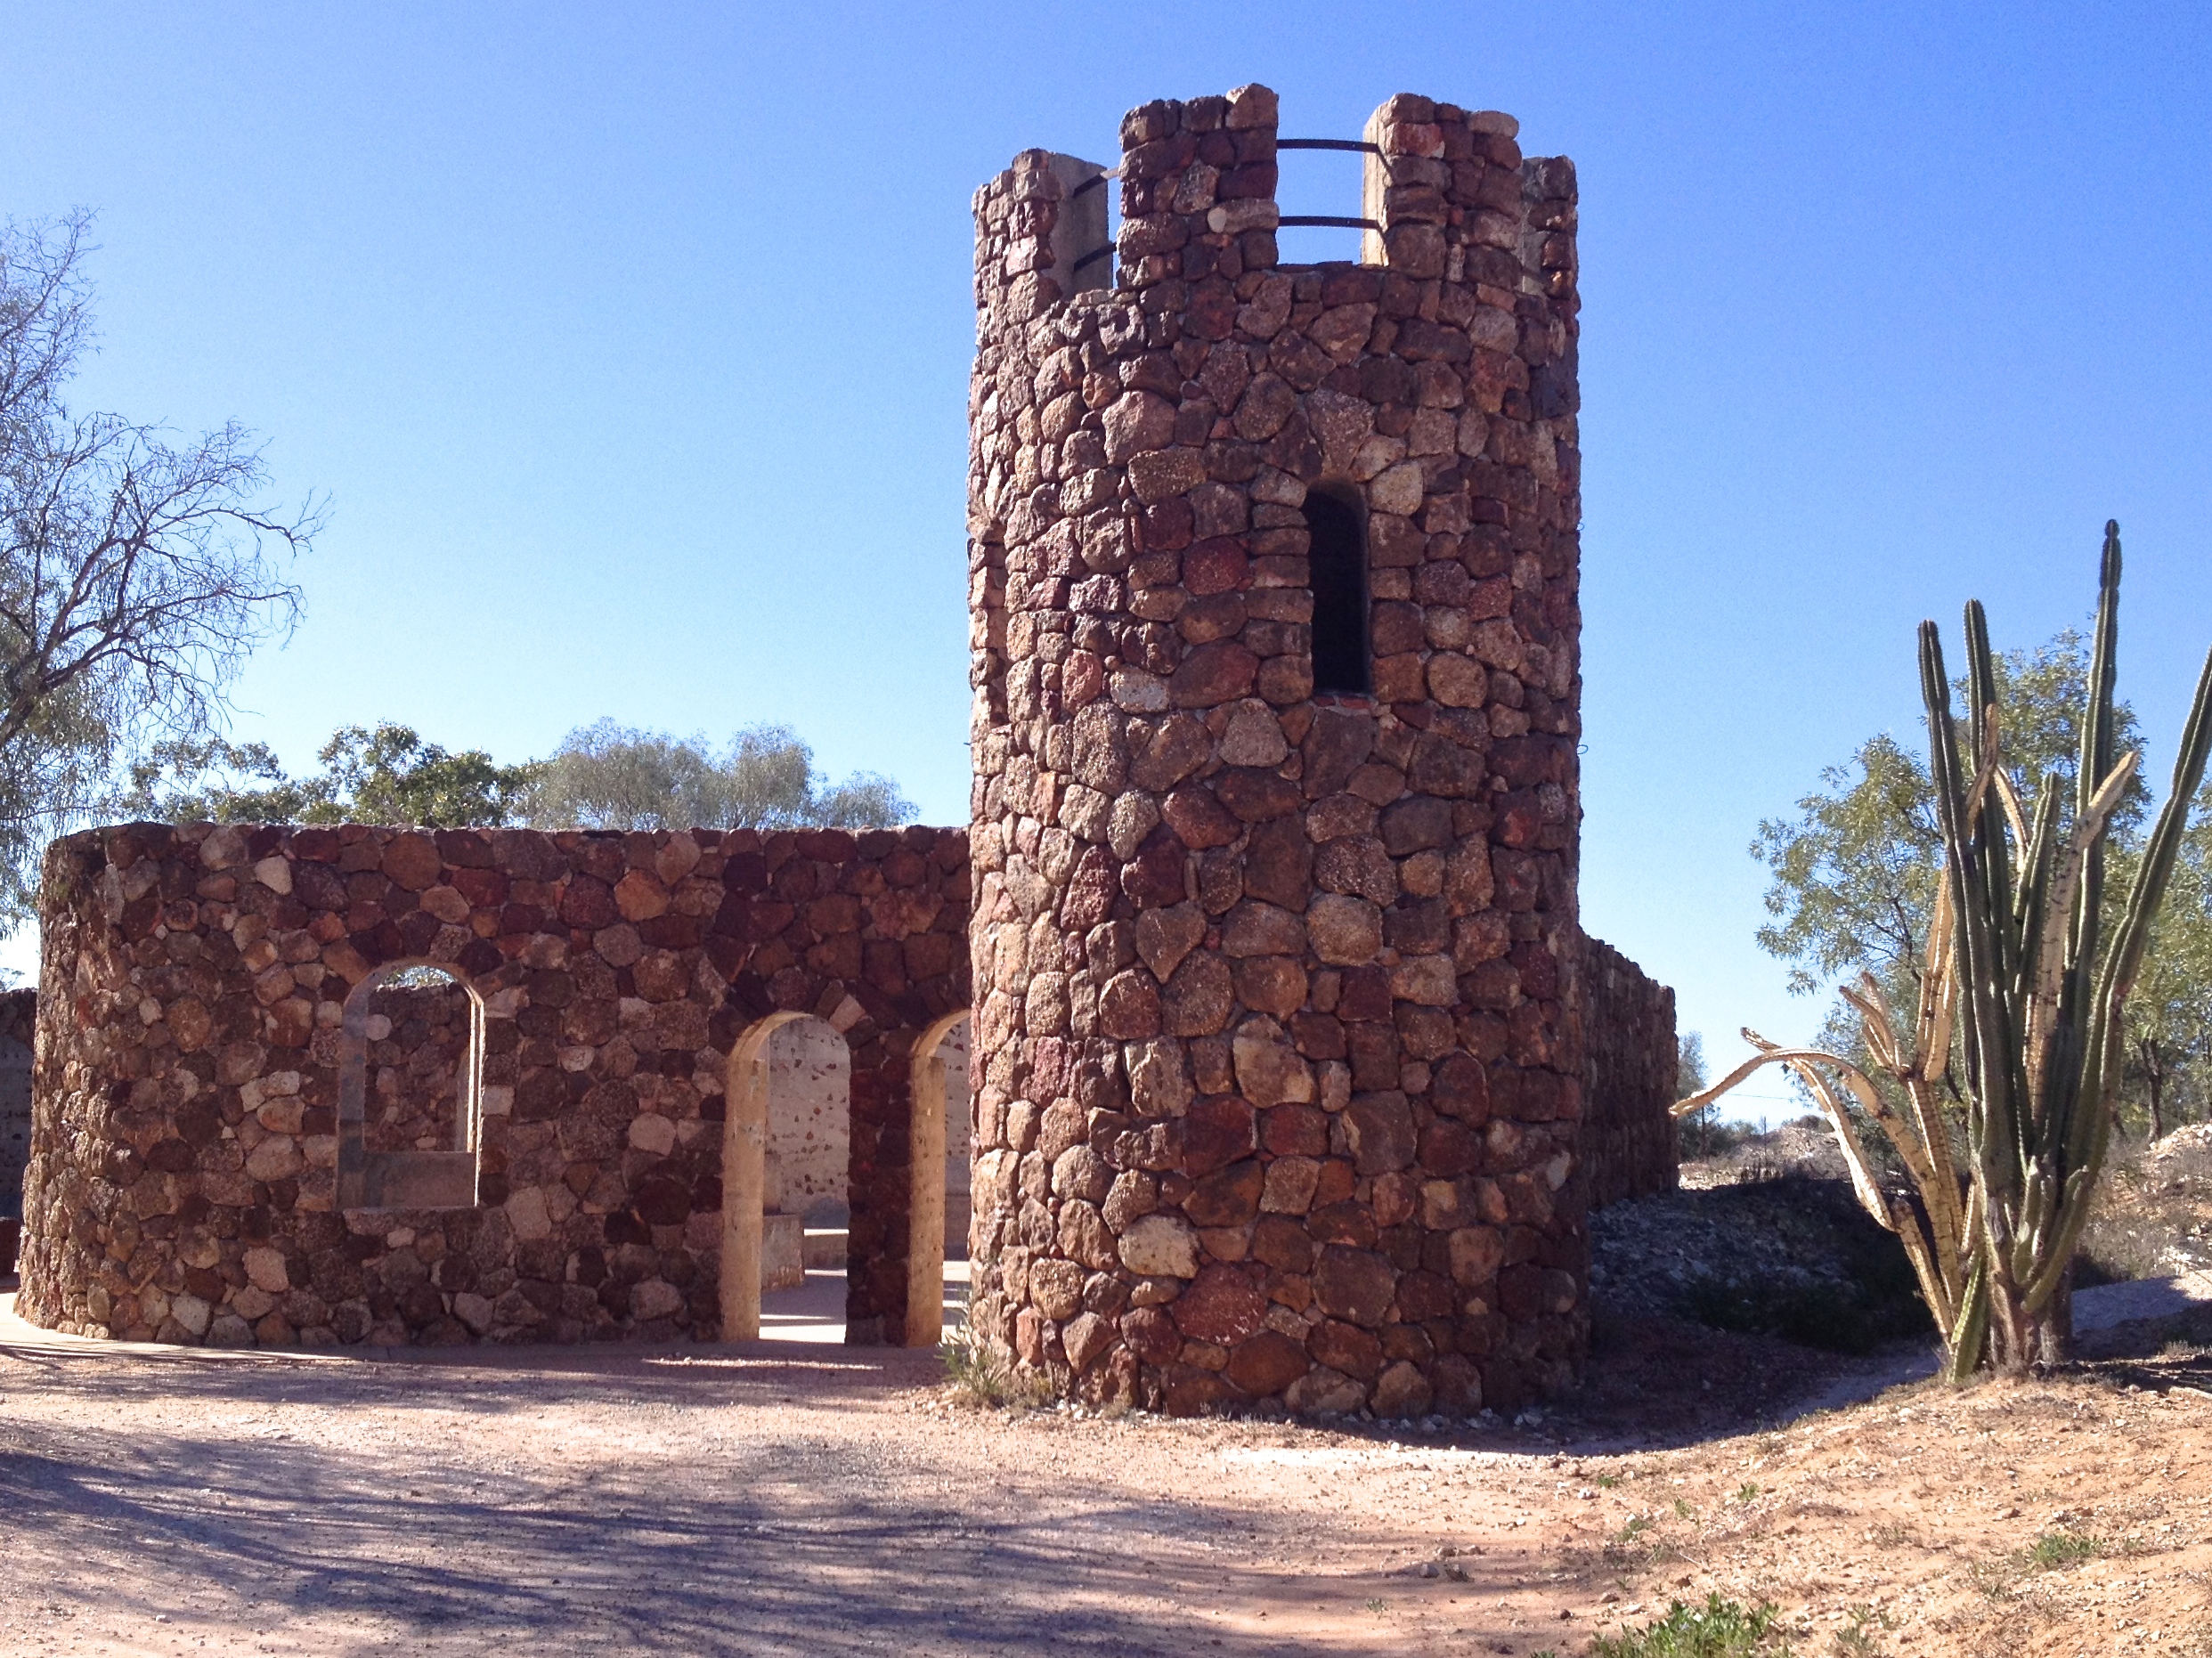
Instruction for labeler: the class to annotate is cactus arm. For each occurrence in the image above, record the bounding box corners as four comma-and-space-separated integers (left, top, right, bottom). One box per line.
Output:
2064, 641, 2212, 1185
2013, 780, 2062, 1102
2051, 525, 2127, 1138
1922, 622, 2022, 1234
1682, 1030, 1972, 1338
2025, 750, 2141, 1115
1943, 1254, 1990, 1383
1964, 602, 2019, 992
1992, 766, 2031, 861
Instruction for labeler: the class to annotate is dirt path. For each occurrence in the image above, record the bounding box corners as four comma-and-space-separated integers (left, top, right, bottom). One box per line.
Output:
4, 1293, 2210, 1656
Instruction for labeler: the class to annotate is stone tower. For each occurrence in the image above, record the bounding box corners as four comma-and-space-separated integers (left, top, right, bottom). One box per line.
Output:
965, 85, 1583, 1416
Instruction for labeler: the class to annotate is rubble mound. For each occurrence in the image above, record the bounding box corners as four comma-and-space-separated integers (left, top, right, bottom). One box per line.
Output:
1590, 1171, 1931, 1353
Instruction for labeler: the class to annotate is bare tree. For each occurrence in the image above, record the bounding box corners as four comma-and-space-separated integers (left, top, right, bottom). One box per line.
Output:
0, 211, 317, 919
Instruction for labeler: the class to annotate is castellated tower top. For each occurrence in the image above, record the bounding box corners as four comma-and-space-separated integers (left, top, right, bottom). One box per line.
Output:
964, 86, 1585, 1418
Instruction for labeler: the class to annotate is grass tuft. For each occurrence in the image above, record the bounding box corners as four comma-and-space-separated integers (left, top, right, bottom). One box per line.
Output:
2023, 1529, 2101, 1570
937, 1323, 1046, 1410
1592, 1594, 1793, 1656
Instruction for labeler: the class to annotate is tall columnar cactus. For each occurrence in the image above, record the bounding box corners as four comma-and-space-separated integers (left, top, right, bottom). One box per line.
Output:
1921, 524, 2212, 1371
1680, 524, 2212, 1378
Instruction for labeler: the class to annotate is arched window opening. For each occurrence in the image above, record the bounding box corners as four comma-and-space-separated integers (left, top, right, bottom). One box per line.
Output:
1305, 487, 1370, 695
337, 961, 484, 1211
362, 964, 474, 1156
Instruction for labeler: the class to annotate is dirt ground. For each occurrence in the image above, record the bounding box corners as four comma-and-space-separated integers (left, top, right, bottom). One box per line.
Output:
4, 1290, 2210, 1656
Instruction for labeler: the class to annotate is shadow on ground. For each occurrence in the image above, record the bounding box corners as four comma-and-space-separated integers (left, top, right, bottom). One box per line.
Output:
0, 1329, 1388, 1656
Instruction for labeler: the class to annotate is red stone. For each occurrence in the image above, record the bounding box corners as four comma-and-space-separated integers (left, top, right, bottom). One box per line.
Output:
1161, 785, 1243, 850
1225, 1329, 1309, 1395
1168, 641, 1258, 708
1182, 1094, 1256, 1176
1313, 1245, 1397, 1327
1183, 536, 1249, 596
1170, 1264, 1266, 1345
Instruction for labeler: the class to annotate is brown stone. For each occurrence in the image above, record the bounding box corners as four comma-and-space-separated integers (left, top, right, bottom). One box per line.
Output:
1372, 1359, 1434, 1417
1213, 768, 1301, 823
1121, 1304, 1183, 1362
1308, 1317, 1383, 1380
1134, 903, 1205, 983
1232, 1018, 1313, 1107
1448, 1225, 1505, 1287
381, 834, 442, 892
1129, 714, 1213, 792
1097, 970, 1164, 1039
1163, 952, 1234, 1036
1226, 1329, 1309, 1395
1061, 1310, 1116, 1370
1312, 1246, 1397, 1328
1232, 955, 1307, 1018
1168, 641, 1258, 708
1162, 785, 1243, 850
1315, 836, 1397, 904
1103, 390, 1176, 463
1183, 1158, 1263, 1228
1239, 817, 1312, 910
1306, 895, 1383, 966
1169, 1264, 1266, 1345
1345, 1091, 1416, 1174
1029, 1257, 1086, 1320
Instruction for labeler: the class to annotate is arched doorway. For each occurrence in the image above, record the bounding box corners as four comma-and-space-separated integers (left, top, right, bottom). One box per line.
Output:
723, 1006, 972, 1346
720, 1012, 850, 1341
904, 1012, 972, 1348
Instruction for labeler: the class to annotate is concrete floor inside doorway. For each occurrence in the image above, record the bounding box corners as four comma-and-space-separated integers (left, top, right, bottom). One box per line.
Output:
760, 1261, 972, 1345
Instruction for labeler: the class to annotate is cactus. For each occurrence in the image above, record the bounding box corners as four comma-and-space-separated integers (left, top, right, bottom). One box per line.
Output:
1681, 524, 2212, 1377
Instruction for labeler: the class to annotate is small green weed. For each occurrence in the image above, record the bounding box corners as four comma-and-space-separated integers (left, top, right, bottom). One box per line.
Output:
2024, 1529, 2101, 1570
1735, 1482, 1763, 1504
1591, 1594, 1792, 1657
1614, 1515, 1655, 1548
1972, 1528, 2104, 1602
937, 1324, 1045, 1410
1364, 1597, 1387, 1613
1675, 1498, 1697, 1520
1832, 1603, 1891, 1656
1595, 1472, 1622, 1489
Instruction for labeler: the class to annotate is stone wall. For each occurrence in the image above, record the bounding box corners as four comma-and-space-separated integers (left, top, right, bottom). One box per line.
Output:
766, 1017, 852, 1220
361, 978, 471, 1154
0, 987, 31, 1271
18, 820, 968, 1347
1579, 937, 1678, 1210
965, 85, 1586, 1416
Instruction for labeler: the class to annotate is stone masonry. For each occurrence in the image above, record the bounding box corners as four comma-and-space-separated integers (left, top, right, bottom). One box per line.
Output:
964, 85, 1589, 1414
18, 821, 967, 1346
1580, 937, 1679, 1210
12, 83, 1678, 1412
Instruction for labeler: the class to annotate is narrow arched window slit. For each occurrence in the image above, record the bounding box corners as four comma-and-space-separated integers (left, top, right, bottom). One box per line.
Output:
1305, 487, 1370, 695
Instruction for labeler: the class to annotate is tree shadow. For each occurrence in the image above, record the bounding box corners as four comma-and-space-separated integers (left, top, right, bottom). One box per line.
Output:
0, 1337, 1390, 1655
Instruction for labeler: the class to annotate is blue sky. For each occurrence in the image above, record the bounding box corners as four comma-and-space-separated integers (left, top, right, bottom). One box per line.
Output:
4, 3, 2208, 1110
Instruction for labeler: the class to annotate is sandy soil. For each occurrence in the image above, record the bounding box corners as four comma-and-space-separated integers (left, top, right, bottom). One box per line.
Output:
3, 1289, 2209, 1657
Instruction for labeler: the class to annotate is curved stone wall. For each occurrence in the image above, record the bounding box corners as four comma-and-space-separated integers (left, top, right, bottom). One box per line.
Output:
20, 820, 967, 1347
965, 85, 1586, 1414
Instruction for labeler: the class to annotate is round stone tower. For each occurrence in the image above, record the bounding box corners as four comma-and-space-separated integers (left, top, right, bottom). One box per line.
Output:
964, 84, 1583, 1417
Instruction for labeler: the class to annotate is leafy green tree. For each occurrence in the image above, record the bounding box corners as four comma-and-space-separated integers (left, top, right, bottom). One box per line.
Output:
318, 725, 539, 826
525, 719, 911, 832
0, 212, 317, 922
123, 724, 538, 827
